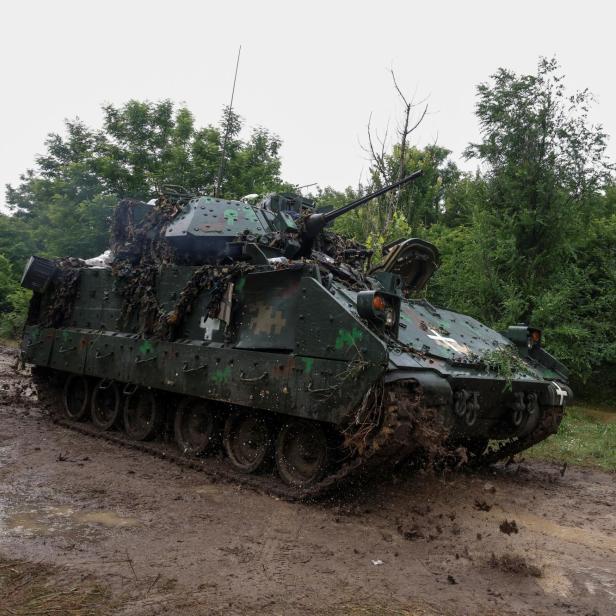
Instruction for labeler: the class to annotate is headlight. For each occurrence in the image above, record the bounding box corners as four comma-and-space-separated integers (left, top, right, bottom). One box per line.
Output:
503, 325, 542, 349
384, 307, 397, 327
528, 328, 542, 347
357, 290, 400, 330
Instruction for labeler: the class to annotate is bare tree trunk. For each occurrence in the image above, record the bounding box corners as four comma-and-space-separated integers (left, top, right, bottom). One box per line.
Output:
364, 70, 428, 235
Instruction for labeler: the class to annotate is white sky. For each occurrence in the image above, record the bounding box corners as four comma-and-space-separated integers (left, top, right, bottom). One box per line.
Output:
0, 0, 614, 207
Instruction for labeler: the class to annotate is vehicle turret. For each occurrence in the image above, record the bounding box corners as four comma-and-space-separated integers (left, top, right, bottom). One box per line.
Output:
111, 171, 426, 266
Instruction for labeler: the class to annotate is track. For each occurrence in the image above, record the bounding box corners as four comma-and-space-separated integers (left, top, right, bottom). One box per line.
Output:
30, 366, 565, 502
32, 368, 441, 501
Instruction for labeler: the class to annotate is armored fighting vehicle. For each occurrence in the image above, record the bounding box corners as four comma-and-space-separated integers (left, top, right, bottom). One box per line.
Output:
20, 171, 571, 496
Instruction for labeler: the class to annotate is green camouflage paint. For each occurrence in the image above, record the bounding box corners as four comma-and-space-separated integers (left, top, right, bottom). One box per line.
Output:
301, 357, 314, 374
212, 366, 231, 383
335, 327, 363, 350
224, 209, 239, 225
139, 340, 154, 355
235, 277, 246, 293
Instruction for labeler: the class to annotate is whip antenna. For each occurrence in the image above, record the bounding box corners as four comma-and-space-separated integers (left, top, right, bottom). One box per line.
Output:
214, 45, 242, 197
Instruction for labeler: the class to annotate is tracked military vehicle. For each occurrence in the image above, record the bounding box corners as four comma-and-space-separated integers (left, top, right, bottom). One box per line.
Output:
20, 171, 571, 496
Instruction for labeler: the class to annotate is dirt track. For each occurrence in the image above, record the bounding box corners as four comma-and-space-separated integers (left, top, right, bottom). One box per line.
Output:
0, 348, 614, 615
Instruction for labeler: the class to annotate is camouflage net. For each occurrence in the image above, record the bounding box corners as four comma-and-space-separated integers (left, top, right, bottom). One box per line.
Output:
39, 258, 88, 327
156, 262, 256, 339
110, 197, 261, 339
318, 231, 373, 270
110, 197, 180, 263
37, 193, 373, 337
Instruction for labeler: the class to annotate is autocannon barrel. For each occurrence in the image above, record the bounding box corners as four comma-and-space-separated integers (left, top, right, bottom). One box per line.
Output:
301, 169, 424, 241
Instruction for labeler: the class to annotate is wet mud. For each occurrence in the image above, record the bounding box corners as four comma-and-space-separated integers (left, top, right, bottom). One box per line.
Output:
0, 347, 614, 615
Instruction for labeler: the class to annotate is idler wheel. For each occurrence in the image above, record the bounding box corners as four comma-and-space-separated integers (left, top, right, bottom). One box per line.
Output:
62, 375, 90, 420
275, 419, 329, 487
91, 379, 121, 431
223, 411, 271, 473
174, 397, 215, 455
124, 388, 161, 441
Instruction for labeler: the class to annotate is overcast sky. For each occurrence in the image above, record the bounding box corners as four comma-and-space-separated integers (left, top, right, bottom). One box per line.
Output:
1, 0, 614, 207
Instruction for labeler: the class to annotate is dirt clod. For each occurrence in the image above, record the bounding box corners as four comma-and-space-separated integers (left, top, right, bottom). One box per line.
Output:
499, 520, 519, 535
488, 553, 542, 577
474, 499, 492, 512
397, 524, 422, 540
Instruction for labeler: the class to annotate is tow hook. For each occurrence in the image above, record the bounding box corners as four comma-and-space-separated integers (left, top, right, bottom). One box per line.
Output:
454, 389, 480, 427
511, 392, 539, 435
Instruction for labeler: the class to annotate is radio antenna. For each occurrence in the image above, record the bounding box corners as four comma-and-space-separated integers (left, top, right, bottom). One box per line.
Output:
214, 45, 242, 197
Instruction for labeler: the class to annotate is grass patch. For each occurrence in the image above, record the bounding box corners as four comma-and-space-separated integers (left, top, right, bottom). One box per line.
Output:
0, 557, 114, 616
527, 405, 616, 471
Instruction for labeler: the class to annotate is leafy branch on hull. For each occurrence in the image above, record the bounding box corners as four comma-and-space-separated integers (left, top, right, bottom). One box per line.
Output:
482, 346, 531, 389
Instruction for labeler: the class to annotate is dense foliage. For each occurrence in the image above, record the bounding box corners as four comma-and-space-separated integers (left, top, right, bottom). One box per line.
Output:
328, 59, 616, 391
1, 59, 615, 396
0, 100, 289, 339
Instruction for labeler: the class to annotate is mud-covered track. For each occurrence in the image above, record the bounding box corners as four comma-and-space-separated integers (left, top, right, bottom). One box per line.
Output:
34, 371, 435, 502
52, 414, 316, 501
33, 365, 565, 502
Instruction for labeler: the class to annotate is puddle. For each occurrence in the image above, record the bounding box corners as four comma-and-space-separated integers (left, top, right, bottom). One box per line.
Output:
193, 485, 224, 502
7, 512, 50, 535
72, 511, 138, 527
490, 506, 616, 553
193, 485, 221, 495
534, 560, 574, 598
2, 505, 138, 536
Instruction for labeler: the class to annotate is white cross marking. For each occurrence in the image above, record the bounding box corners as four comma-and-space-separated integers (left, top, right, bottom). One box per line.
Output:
200, 316, 221, 341
427, 329, 470, 354
552, 381, 568, 406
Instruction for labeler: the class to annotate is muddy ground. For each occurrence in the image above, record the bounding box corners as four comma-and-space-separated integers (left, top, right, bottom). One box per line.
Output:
0, 348, 614, 616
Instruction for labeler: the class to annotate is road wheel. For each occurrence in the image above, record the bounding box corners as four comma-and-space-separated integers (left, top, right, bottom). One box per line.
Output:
275, 419, 329, 487
223, 411, 271, 473
174, 397, 215, 455
62, 375, 90, 421
91, 380, 121, 431
124, 388, 161, 441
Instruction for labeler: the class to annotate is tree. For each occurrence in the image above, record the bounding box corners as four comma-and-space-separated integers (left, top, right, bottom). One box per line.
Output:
3, 100, 288, 266
0, 254, 30, 340
464, 57, 613, 321
423, 58, 616, 385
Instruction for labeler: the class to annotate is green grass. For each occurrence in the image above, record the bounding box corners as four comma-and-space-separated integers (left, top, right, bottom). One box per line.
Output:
527, 405, 616, 471
0, 337, 19, 348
